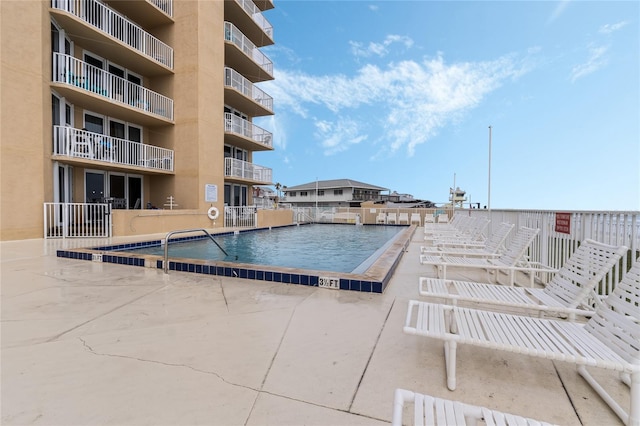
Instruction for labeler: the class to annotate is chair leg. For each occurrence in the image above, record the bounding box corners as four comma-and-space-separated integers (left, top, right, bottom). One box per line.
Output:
578, 365, 635, 425
444, 340, 457, 391
631, 372, 639, 426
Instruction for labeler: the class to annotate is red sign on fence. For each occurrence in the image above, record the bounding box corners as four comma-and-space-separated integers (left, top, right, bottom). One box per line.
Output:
555, 212, 571, 234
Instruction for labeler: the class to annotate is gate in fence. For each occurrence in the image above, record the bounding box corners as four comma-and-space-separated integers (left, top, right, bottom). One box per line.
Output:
44, 202, 111, 238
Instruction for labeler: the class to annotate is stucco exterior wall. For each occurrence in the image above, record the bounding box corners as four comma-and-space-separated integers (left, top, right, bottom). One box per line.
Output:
0, 1, 49, 240
111, 208, 293, 236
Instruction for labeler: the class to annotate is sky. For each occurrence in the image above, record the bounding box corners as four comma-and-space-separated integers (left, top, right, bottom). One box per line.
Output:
253, 1, 639, 211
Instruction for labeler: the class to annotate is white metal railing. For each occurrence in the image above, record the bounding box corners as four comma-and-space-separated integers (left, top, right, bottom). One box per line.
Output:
52, 53, 173, 120
44, 202, 111, 238
224, 205, 257, 228
233, 0, 273, 40
224, 67, 273, 113
53, 125, 174, 171
254, 197, 276, 209
149, 0, 172, 17
224, 157, 272, 184
224, 21, 273, 78
224, 113, 273, 149
484, 209, 639, 294
51, 0, 173, 69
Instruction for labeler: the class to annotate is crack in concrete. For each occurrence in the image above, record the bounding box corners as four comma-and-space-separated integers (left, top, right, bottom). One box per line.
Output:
348, 297, 396, 412
553, 362, 585, 425
45, 285, 169, 343
79, 337, 256, 392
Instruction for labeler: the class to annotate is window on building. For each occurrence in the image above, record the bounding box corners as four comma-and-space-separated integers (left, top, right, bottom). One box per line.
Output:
334, 189, 343, 195
300, 191, 308, 196
288, 192, 296, 197
317, 190, 324, 196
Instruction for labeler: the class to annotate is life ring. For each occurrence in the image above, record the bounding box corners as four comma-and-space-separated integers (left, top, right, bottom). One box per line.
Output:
207, 206, 219, 220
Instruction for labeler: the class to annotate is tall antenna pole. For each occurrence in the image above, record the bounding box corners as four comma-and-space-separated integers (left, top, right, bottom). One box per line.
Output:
488, 125, 492, 213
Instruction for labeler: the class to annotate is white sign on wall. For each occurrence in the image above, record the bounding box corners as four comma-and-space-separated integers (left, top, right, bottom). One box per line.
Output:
205, 184, 218, 202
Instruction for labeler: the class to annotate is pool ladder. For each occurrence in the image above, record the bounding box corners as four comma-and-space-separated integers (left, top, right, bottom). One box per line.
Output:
163, 228, 228, 274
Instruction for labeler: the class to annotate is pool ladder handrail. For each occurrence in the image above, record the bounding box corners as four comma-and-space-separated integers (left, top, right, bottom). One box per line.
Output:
163, 228, 228, 274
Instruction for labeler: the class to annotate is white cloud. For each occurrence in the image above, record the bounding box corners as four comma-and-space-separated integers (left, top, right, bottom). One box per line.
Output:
599, 21, 629, 34
350, 35, 414, 58
262, 53, 527, 157
570, 44, 609, 82
368, 4, 379, 12
314, 117, 367, 155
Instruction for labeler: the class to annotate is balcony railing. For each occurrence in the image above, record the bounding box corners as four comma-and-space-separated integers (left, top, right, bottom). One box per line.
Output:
233, 0, 273, 40
53, 125, 174, 172
225, 158, 272, 184
51, 0, 173, 69
53, 53, 173, 120
224, 113, 273, 149
224, 67, 273, 111
224, 67, 273, 113
224, 21, 273, 78
149, 0, 172, 17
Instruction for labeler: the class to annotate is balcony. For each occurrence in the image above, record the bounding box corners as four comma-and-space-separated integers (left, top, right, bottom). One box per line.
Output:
225, 158, 272, 185
224, 21, 273, 83
253, 0, 275, 12
52, 53, 173, 126
224, 113, 273, 152
225, 0, 274, 47
53, 125, 174, 173
106, 0, 173, 29
224, 67, 273, 117
50, 0, 173, 76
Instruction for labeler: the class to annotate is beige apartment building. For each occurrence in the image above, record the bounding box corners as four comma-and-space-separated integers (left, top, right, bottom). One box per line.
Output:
0, 0, 278, 241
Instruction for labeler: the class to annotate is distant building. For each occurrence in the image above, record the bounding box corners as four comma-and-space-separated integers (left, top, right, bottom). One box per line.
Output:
448, 187, 467, 208
283, 179, 389, 208
380, 191, 416, 203
253, 186, 277, 209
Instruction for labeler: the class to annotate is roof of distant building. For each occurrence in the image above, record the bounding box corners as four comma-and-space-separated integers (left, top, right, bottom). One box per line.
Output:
284, 179, 388, 192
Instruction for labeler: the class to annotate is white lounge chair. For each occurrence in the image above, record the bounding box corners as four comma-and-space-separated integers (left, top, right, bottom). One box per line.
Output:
410, 212, 421, 226
424, 213, 463, 234
420, 226, 547, 286
424, 214, 468, 235
387, 212, 397, 224
376, 212, 386, 224
428, 217, 493, 245
421, 221, 512, 257
398, 212, 409, 224
392, 388, 554, 426
423, 213, 436, 226
419, 239, 628, 320
403, 261, 640, 426
424, 216, 489, 243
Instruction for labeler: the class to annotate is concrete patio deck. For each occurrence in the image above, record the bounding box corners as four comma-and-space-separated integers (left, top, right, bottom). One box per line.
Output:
1, 228, 628, 425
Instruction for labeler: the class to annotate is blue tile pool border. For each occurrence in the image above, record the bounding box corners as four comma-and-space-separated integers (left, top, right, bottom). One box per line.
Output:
56, 224, 416, 294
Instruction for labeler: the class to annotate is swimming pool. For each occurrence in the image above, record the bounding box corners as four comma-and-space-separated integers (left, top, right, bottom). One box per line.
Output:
123, 224, 403, 273
57, 224, 416, 293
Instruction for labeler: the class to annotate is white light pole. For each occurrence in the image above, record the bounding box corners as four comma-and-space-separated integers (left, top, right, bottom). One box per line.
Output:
487, 125, 492, 213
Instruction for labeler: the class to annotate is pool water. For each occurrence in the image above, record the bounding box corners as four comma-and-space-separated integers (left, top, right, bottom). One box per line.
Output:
120, 224, 404, 273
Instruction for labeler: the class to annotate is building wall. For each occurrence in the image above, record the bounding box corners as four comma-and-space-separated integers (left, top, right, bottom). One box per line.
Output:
0, 1, 49, 240
168, 0, 224, 213
287, 188, 355, 205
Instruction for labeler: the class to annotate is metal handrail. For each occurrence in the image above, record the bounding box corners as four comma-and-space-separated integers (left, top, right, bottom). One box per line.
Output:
163, 228, 227, 273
